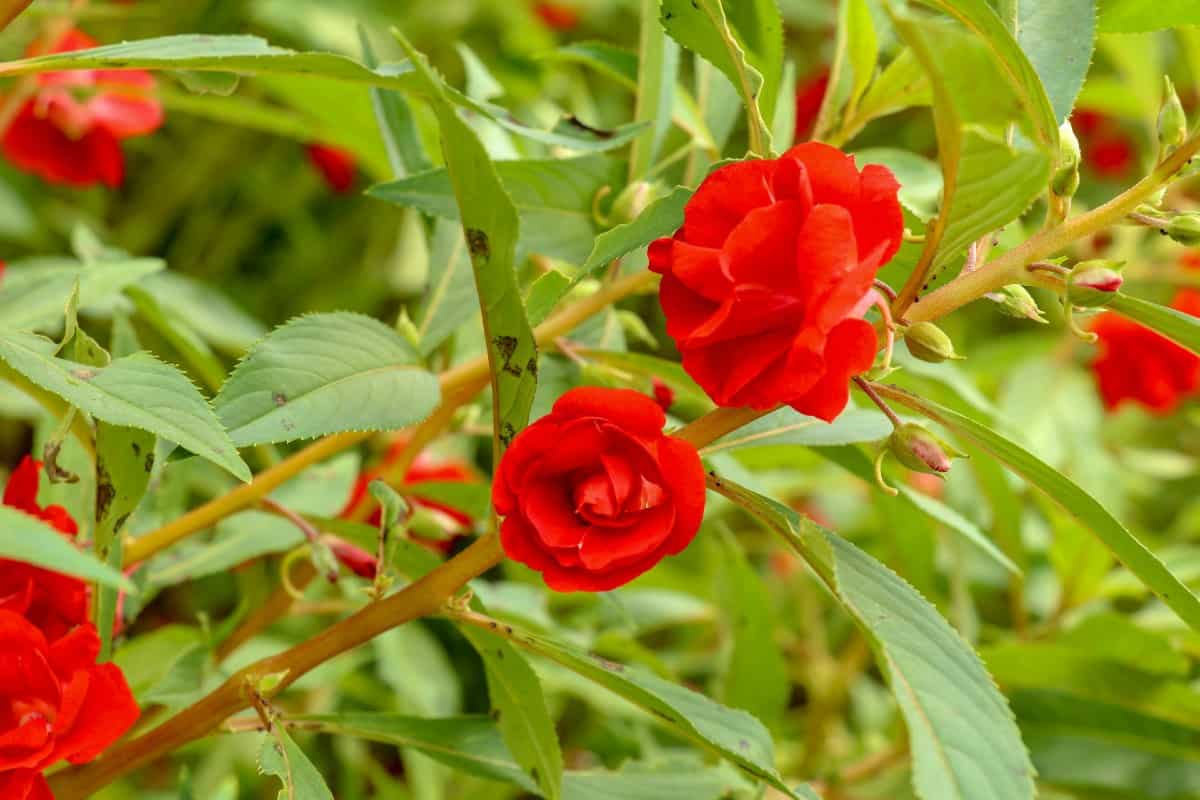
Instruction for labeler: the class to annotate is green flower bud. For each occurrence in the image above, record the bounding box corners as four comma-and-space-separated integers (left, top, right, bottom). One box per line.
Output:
1067, 260, 1124, 307
1051, 121, 1081, 198
1167, 214, 1200, 246
904, 321, 964, 363
1158, 76, 1188, 150
990, 284, 1048, 323
888, 423, 961, 475
608, 180, 661, 226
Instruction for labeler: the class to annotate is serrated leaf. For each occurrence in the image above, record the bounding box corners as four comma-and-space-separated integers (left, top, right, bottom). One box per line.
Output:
0, 505, 132, 591
414, 219, 476, 356
258, 728, 334, 800
359, 26, 431, 177
392, 33, 537, 455
1007, 0, 1096, 123
713, 477, 1035, 800
474, 624, 800, 797
1106, 293, 1200, 356
214, 313, 441, 448
370, 156, 625, 264
0, 330, 249, 481
0, 258, 164, 331
137, 272, 264, 356
876, 384, 1200, 635
461, 626, 564, 800
660, 0, 773, 156
702, 406, 891, 453
723, 0, 785, 124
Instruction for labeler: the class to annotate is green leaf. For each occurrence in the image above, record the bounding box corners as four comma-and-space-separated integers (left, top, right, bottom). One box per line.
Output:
94, 423, 155, 659
1008, 0, 1096, 123
213, 313, 441, 448
0, 34, 422, 91
414, 219, 476, 357
124, 286, 226, 393
0, 505, 132, 591
702, 406, 891, 454
358, 25, 431, 177
875, 384, 1200, 634
1106, 292, 1200, 356
660, 0, 773, 156
392, 32, 538, 455
814, 0, 879, 141
712, 477, 1035, 800
630, 0, 679, 179
472, 623, 799, 797
1097, 0, 1200, 33
715, 530, 789, 727
370, 156, 625, 265
0, 258, 164, 331
460, 626, 564, 800
138, 272, 265, 355
258, 728, 334, 800
722, 0, 786, 125
0, 330, 249, 481
291, 713, 745, 799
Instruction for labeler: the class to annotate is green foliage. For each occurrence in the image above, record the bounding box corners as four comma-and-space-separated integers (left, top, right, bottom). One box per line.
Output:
258, 729, 335, 800
0, 505, 132, 590
1107, 292, 1200, 356
214, 312, 441, 446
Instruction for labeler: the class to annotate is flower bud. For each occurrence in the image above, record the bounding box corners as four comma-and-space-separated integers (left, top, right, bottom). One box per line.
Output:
651, 377, 675, 411
888, 423, 960, 475
904, 321, 964, 363
1167, 214, 1200, 246
1067, 260, 1124, 307
609, 180, 661, 226
1158, 76, 1188, 150
1051, 121, 1081, 198
990, 284, 1048, 323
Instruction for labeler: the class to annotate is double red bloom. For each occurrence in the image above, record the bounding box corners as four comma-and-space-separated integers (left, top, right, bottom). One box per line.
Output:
1090, 290, 1200, 414
494, 387, 705, 592
650, 142, 903, 421
0, 458, 140, 799
1, 29, 164, 188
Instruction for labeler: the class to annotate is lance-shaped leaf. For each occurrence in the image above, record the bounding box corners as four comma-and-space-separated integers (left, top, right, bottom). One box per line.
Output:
1106, 293, 1200, 356
258, 728, 334, 800
0, 505, 132, 591
392, 31, 537, 453
711, 476, 1035, 800
0, 257, 164, 331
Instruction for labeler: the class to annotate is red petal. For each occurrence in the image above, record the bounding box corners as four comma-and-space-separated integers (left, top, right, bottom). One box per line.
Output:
655, 436, 707, 554
578, 504, 675, 570
680, 159, 778, 248
86, 93, 164, 138
520, 480, 589, 549
552, 386, 666, 438
3, 457, 43, 515
852, 164, 904, 267
782, 142, 862, 207
788, 318, 878, 422
724, 200, 806, 290
663, 239, 731, 302
58, 662, 140, 764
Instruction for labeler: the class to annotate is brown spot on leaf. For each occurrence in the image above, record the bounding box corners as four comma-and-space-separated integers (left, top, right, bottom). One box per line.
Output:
465, 228, 490, 260
272, 392, 287, 407
96, 466, 115, 521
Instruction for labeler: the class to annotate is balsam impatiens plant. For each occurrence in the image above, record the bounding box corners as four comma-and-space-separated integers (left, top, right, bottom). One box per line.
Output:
2, 1, 1200, 799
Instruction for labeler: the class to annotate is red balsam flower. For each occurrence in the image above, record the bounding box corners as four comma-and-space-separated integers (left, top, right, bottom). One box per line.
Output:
1090, 289, 1200, 413
650, 142, 903, 421
306, 143, 357, 194
1, 29, 164, 188
0, 458, 89, 642
534, 2, 580, 31
494, 387, 705, 592
0, 613, 140, 795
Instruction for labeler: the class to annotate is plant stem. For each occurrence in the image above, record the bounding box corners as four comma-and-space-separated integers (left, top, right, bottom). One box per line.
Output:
48, 532, 506, 800
903, 128, 1200, 324
123, 269, 658, 566
852, 377, 902, 428
672, 405, 772, 447
0, 0, 32, 31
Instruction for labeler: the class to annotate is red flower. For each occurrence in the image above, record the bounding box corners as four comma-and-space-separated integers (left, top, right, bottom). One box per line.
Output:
0, 458, 88, 642
494, 387, 706, 592
0, 771, 51, 800
649, 142, 902, 421
0, 612, 139, 782
794, 69, 830, 143
1090, 289, 1200, 414
651, 377, 675, 412
341, 442, 477, 529
534, 2, 580, 31
306, 144, 356, 193
327, 538, 378, 580
1070, 108, 1136, 180
1, 29, 163, 188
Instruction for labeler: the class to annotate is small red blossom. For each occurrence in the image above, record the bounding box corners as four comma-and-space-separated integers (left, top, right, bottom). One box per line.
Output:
0, 612, 139, 781
651, 377, 675, 412
649, 142, 903, 421
534, 2, 580, 31
1090, 289, 1200, 414
794, 69, 830, 143
1071, 108, 1136, 180
306, 143, 357, 194
0, 458, 88, 642
327, 538, 378, 580
494, 387, 706, 592
1, 29, 163, 188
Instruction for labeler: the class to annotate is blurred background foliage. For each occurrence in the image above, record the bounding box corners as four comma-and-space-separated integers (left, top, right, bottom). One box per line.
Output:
4, 0, 1200, 799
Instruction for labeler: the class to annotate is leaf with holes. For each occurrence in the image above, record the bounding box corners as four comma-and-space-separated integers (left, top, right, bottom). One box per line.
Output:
258, 728, 334, 800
